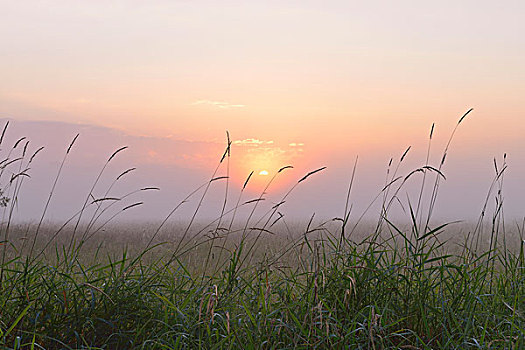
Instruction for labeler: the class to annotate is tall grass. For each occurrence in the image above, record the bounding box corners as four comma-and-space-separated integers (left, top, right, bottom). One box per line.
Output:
1, 111, 524, 349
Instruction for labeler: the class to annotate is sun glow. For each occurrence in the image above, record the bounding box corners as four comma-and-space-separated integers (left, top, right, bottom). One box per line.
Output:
228, 141, 304, 193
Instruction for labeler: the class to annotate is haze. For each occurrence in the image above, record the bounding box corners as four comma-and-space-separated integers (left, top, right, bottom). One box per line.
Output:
1, 1, 524, 223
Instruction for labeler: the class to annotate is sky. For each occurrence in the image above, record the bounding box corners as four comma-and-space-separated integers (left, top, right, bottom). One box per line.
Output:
1, 1, 524, 224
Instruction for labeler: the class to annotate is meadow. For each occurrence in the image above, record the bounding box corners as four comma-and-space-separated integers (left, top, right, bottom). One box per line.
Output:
1, 111, 525, 349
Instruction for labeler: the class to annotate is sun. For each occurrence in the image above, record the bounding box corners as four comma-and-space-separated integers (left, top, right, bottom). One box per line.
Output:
259, 170, 269, 176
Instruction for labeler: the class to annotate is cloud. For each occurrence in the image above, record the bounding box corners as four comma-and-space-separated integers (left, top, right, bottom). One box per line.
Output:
288, 142, 304, 147
192, 100, 245, 109
233, 138, 274, 147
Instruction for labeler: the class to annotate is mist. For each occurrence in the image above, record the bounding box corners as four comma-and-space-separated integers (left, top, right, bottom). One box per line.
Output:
0, 118, 522, 228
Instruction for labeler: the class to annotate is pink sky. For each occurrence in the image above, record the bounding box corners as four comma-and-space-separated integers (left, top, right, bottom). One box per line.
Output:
1, 1, 524, 222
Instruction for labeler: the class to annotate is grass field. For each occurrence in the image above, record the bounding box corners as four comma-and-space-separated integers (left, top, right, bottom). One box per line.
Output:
1, 114, 525, 349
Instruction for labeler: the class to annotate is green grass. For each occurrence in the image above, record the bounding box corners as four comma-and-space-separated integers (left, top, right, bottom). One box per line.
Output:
1, 112, 525, 349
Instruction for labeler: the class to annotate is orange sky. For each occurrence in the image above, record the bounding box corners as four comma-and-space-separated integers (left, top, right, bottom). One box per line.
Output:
1, 1, 524, 220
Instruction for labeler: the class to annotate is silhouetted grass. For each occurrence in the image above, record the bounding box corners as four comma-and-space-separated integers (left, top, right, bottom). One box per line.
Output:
1, 111, 525, 349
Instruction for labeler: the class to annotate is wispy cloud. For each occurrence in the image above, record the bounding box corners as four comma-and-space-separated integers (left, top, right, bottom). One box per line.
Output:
192, 100, 245, 109
233, 138, 274, 147
288, 142, 304, 147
